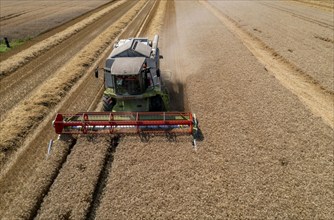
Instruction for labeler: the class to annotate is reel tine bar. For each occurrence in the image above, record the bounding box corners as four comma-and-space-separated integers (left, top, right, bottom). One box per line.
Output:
53, 112, 194, 135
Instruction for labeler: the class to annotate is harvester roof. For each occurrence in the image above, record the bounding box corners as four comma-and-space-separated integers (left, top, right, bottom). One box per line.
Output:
110, 39, 151, 58
110, 57, 146, 75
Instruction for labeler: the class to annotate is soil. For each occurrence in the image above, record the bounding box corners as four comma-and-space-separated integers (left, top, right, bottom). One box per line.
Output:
0, 0, 112, 40
0, 0, 333, 219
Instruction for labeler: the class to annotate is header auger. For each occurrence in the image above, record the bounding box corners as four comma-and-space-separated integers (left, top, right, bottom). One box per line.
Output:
51, 35, 199, 148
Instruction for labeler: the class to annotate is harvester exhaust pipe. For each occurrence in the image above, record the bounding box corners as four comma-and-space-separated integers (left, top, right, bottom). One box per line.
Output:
151, 35, 159, 58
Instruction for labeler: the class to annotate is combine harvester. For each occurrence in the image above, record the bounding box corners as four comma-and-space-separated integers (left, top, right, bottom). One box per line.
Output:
52, 35, 199, 147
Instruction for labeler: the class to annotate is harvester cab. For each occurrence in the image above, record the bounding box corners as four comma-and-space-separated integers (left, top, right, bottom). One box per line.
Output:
52, 35, 199, 148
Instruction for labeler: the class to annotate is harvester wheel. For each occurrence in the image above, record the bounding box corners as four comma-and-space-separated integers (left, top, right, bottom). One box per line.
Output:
103, 96, 114, 111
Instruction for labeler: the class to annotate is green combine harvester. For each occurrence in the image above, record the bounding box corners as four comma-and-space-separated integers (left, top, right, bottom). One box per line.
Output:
52, 35, 199, 146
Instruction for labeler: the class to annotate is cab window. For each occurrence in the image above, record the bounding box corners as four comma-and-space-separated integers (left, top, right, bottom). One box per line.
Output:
115, 75, 143, 95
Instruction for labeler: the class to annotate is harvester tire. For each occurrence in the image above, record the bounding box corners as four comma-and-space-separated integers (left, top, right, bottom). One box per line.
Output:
103, 96, 114, 111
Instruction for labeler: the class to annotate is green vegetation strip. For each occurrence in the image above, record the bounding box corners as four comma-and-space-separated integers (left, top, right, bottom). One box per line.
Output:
0, 38, 31, 53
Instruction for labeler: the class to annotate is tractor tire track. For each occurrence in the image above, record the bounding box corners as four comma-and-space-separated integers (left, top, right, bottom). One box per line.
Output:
85, 136, 120, 220
0, 2, 70, 27
201, 0, 334, 129
260, 2, 334, 30
291, 0, 334, 11
0, 3, 65, 23
0, 137, 76, 219
0, 12, 27, 21
35, 138, 110, 220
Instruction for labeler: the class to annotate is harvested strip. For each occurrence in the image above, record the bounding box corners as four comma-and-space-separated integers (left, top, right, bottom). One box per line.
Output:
94, 138, 197, 219
0, 0, 147, 167
0, 139, 74, 219
35, 138, 110, 219
0, 0, 126, 79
